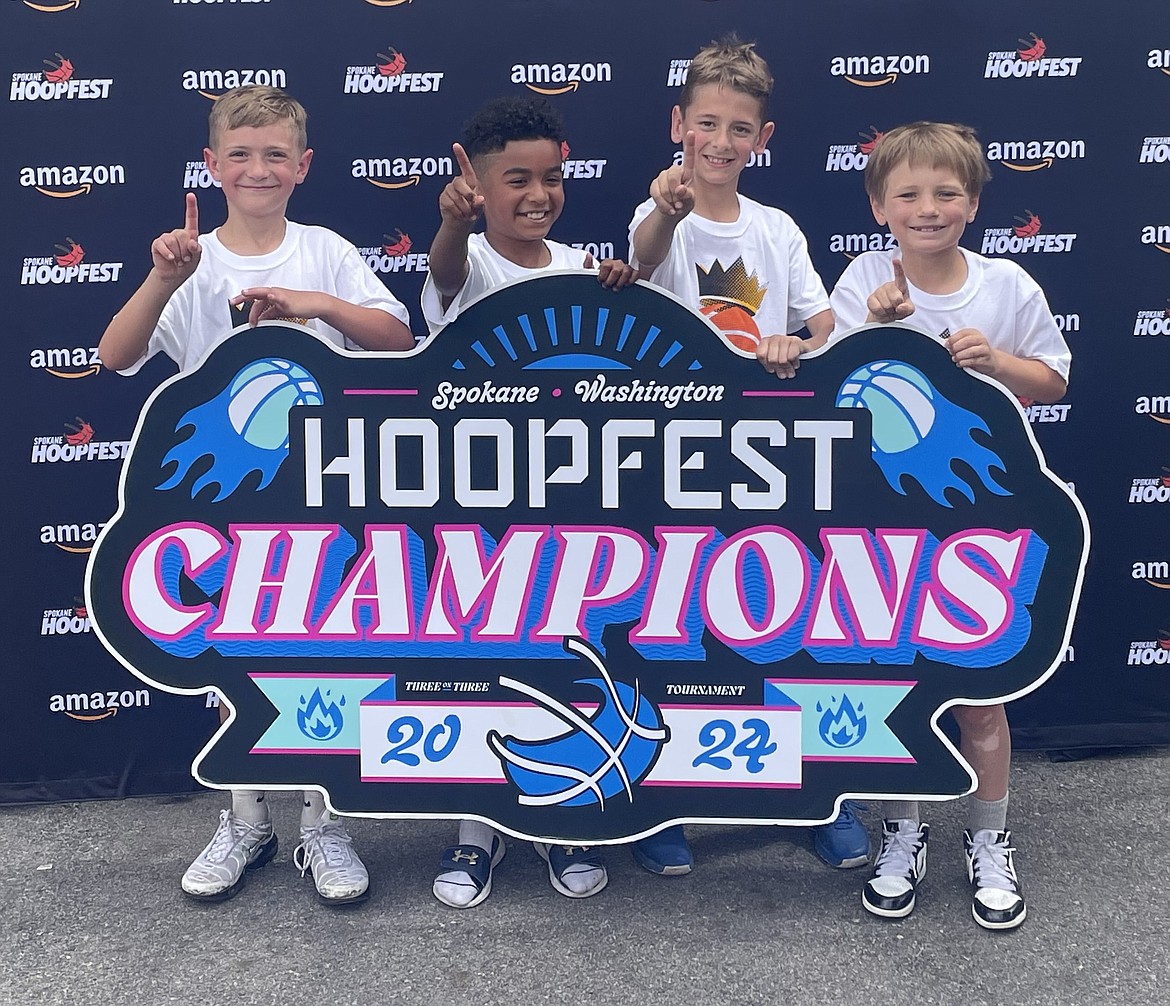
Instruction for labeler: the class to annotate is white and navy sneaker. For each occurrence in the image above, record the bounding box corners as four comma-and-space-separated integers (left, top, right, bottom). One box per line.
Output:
293, 812, 370, 905
964, 828, 1026, 930
181, 809, 278, 901
862, 819, 928, 919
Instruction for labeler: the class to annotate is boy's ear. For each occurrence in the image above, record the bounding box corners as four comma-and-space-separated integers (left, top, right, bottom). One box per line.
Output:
966, 193, 980, 223
669, 105, 685, 144
754, 121, 775, 153
203, 147, 220, 182
869, 194, 888, 226
295, 147, 314, 184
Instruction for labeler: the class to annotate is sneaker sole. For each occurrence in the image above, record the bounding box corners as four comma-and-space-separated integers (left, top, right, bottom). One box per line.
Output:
972, 903, 1027, 930
630, 845, 693, 877
181, 833, 279, 903
862, 890, 917, 919
817, 850, 870, 870
312, 882, 371, 907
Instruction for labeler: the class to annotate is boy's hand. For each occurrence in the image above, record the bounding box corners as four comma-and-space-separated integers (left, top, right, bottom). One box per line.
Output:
866, 258, 914, 324
946, 327, 1002, 377
438, 142, 484, 230
233, 287, 323, 327
756, 334, 806, 380
649, 130, 696, 218
587, 254, 637, 291
150, 193, 202, 286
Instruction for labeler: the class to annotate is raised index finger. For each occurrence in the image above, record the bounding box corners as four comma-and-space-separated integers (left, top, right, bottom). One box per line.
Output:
892, 258, 908, 297
681, 130, 696, 184
184, 192, 199, 237
452, 142, 478, 189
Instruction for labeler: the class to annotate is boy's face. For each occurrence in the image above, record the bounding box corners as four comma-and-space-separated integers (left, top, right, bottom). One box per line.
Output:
672, 84, 773, 189
475, 138, 565, 251
870, 160, 979, 258
205, 121, 312, 220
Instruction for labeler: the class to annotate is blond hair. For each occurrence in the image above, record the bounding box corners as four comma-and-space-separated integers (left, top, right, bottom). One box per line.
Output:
208, 85, 308, 152
680, 35, 773, 119
865, 121, 991, 201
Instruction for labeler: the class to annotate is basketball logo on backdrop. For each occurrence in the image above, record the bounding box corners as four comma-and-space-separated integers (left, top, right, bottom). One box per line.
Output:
88, 277, 1087, 840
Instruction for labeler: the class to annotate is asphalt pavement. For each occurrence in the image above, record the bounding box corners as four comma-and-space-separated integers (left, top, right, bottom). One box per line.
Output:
2, 746, 1167, 1006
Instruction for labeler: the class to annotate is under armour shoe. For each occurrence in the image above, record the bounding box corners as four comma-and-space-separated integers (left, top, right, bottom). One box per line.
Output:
181, 809, 278, 901
862, 819, 928, 919
293, 813, 370, 905
813, 800, 870, 869
964, 828, 1026, 930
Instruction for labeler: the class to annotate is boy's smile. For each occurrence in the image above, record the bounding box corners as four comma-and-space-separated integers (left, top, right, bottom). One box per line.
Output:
477, 138, 565, 265
871, 162, 978, 260
205, 123, 312, 221
672, 84, 774, 190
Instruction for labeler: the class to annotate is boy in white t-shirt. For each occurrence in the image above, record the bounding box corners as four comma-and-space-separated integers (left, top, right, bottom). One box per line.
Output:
99, 86, 414, 906
830, 121, 1071, 930
422, 95, 635, 906
628, 35, 867, 879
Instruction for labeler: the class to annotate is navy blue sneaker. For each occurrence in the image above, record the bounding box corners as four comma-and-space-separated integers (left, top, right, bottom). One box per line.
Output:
813, 801, 870, 869
631, 825, 693, 876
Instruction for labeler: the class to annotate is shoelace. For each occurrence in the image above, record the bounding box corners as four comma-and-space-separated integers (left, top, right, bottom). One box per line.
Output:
969, 832, 1019, 892
828, 800, 865, 830
204, 810, 240, 863
295, 822, 354, 875
873, 824, 924, 877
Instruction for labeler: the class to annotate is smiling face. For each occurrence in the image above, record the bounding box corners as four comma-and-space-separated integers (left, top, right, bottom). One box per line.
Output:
672, 83, 774, 191
870, 159, 979, 260
205, 121, 312, 222
475, 137, 565, 262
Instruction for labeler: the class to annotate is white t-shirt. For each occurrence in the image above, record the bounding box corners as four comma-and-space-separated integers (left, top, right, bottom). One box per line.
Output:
121, 220, 410, 375
627, 194, 830, 338
421, 234, 590, 335
829, 247, 1071, 382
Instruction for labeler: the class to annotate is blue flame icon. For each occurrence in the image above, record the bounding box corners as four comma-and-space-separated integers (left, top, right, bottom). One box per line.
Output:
297, 687, 345, 742
817, 694, 867, 749
487, 638, 668, 809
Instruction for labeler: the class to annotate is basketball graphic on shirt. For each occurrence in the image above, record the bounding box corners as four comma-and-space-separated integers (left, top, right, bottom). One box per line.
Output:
700, 301, 762, 352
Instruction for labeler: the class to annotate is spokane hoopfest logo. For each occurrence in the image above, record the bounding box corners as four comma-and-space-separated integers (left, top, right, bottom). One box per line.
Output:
511, 59, 612, 95
183, 160, 220, 190
21, 238, 124, 286
181, 67, 288, 100
1129, 468, 1170, 504
343, 47, 443, 94
829, 52, 930, 86
985, 138, 1086, 173
981, 211, 1076, 255
10, 54, 112, 101
87, 279, 1087, 840
1134, 308, 1170, 338
357, 231, 429, 274
560, 141, 607, 180
825, 127, 883, 172
31, 417, 128, 464
1128, 630, 1170, 666
20, 162, 126, 198
984, 34, 1083, 78
41, 597, 91, 637
1140, 137, 1170, 164
666, 58, 691, 87
352, 151, 453, 190
30, 345, 103, 379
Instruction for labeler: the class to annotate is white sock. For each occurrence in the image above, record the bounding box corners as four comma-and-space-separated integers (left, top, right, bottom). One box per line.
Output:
433, 820, 497, 907
231, 789, 269, 826
553, 850, 605, 896
301, 791, 328, 828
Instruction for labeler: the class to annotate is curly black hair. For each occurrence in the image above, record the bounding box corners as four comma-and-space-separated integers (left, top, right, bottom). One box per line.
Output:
461, 95, 565, 161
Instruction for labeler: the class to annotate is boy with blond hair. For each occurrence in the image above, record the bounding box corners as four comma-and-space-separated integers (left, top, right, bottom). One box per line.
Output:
100, 85, 414, 904
628, 36, 866, 877
830, 121, 1071, 929
422, 94, 635, 907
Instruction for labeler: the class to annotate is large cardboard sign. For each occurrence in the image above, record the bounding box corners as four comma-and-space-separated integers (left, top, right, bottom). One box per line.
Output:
87, 275, 1087, 842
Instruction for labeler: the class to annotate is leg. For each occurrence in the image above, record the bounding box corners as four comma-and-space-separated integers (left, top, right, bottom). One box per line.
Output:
294, 791, 371, 905
433, 820, 505, 908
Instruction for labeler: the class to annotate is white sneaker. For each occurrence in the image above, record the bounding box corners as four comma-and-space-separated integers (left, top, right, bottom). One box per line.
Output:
965, 828, 1026, 930
293, 813, 370, 905
862, 819, 928, 919
181, 809, 278, 901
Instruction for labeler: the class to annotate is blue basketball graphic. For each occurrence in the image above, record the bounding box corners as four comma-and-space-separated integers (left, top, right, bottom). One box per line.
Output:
227, 358, 323, 451
836, 361, 936, 454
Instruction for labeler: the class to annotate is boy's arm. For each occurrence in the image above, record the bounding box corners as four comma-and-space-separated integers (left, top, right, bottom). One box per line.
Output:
755, 309, 834, 379
232, 287, 414, 351
99, 194, 202, 371
632, 132, 696, 274
946, 329, 1068, 403
429, 143, 484, 309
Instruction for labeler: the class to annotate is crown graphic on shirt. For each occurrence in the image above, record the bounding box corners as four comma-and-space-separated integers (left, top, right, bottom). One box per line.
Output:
696, 258, 766, 315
